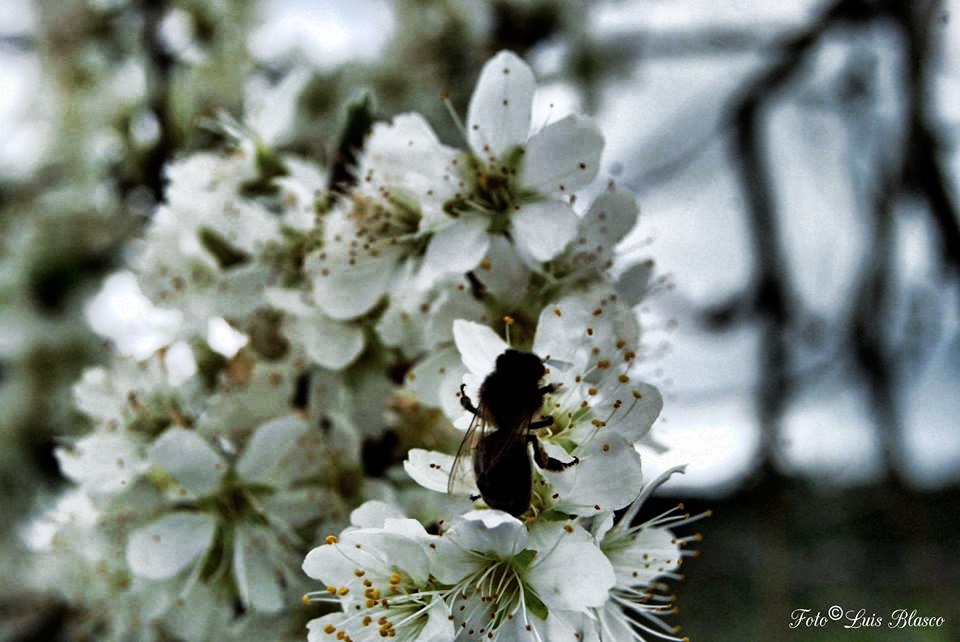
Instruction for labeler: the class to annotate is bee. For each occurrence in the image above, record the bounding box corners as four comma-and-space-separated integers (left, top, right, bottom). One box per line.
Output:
449, 349, 578, 517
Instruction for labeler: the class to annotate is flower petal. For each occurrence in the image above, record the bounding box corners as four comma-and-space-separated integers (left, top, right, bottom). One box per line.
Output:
580, 189, 638, 249
349, 500, 406, 528
467, 51, 535, 159
353, 529, 433, 585
362, 112, 454, 183
597, 381, 662, 444
521, 114, 603, 194
472, 236, 532, 309
413, 600, 457, 642
304, 528, 431, 586
403, 448, 466, 494
306, 244, 399, 320
452, 319, 508, 378
525, 521, 615, 612
236, 415, 309, 485
55, 432, 148, 494
606, 525, 681, 588
425, 287, 487, 350
456, 510, 527, 558
598, 601, 639, 640
307, 614, 346, 642
431, 511, 527, 584
148, 427, 224, 497
299, 313, 364, 370
360, 113, 459, 225
418, 217, 490, 286
511, 200, 578, 262
546, 433, 645, 514
616, 259, 655, 307
233, 527, 285, 613
405, 347, 466, 418
126, 512, 216, 580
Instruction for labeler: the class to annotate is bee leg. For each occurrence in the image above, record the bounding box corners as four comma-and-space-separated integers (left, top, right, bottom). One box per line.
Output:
459, 384, 479, 416
529, 435, 579, 471
470, 493, 481, 501
539, 383, 559, 395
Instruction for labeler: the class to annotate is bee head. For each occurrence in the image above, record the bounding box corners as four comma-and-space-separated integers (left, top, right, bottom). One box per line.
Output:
496, 349, 545, 383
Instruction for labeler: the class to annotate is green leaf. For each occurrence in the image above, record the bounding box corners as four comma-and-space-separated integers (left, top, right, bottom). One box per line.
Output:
198, 226, 249, 269
513, 548, 538, 569
328, 94, 377, 196
524, 587, 549, 621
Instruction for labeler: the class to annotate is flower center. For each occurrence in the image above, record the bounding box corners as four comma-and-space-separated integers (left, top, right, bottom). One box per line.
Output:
449, 553, 546, 638
444, 148, 534, 233
346, 193, 423, 252
305, 566, 443, 641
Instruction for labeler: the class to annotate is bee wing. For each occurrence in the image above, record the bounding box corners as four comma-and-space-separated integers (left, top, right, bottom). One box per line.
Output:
481, 413, 535, 472
447, 409, 484, 496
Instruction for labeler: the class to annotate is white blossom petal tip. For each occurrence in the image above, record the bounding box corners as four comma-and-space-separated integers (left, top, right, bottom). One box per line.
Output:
467, 50, 536, 159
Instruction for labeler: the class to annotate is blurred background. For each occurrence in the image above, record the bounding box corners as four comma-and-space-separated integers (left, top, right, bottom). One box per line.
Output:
1, 0, 958, 639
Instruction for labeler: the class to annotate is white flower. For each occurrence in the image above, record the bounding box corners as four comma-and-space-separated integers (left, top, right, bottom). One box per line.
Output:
274, 157, 327, 232
130, 141, 313, 353
446, 50, 604, 266
126, 416, 353, 613
302, 503, 618, 642
529, 295, 662, 446
406, 296, 661, 516
71, 357, 197, 432
61, 356, 205, 496
197, 350, 320, 441
545, 186, 653, 306
302, 504, 454, 641
306, 113, 460, 320
55, 431, 149, 495
434, 511, 616, 640
306, 50, 606, 321
590, 466, 705, 642
85, 271, 183, 360
26, 489, 182, 642
376, 270, 486, 360
265, 288, 365, 370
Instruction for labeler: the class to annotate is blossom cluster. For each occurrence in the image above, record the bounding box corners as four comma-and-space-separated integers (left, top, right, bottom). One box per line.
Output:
39, 49, 702, 641
0, 0, 259, 599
